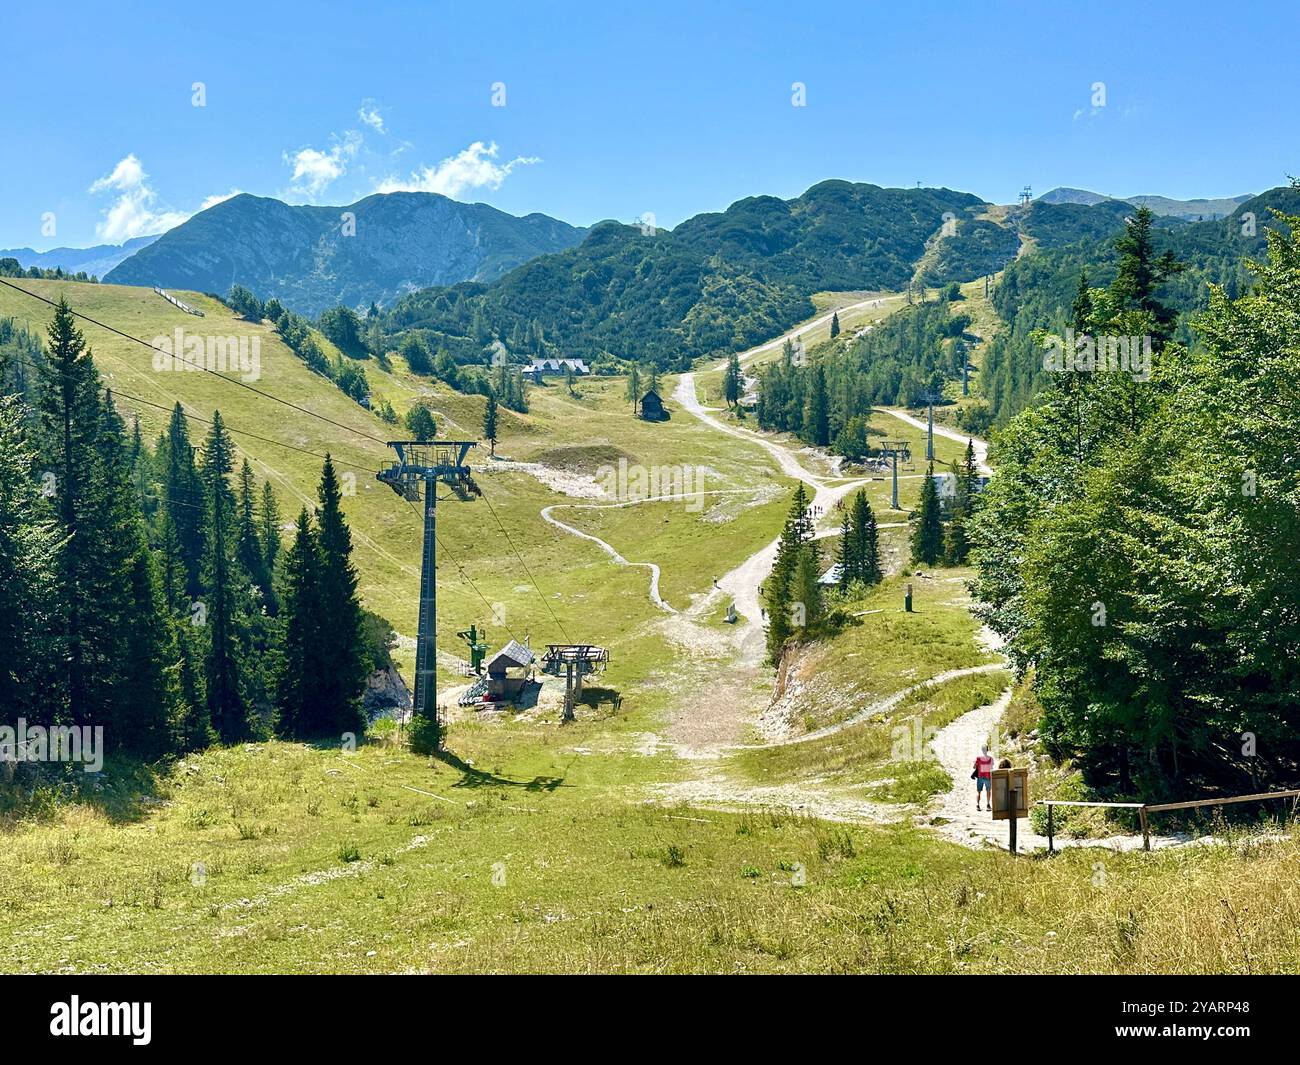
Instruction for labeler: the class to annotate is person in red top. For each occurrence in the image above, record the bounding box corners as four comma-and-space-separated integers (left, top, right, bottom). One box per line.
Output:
973, 744, 994, 812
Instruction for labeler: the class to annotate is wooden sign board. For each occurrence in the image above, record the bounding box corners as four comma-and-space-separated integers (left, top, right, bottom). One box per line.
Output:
991, 767, 1029, 821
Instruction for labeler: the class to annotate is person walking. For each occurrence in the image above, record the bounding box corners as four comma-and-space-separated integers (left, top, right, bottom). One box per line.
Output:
973, 744, 994, 811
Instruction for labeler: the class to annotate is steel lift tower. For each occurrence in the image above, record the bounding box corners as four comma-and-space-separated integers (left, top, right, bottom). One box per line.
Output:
378, 440, 479, 750
878, 439, 911, 510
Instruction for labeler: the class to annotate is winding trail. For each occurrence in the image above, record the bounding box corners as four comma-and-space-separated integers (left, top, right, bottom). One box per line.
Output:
539, 489, 777, 615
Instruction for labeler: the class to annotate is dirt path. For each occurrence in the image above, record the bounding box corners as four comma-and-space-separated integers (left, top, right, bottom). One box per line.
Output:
924, 689, 1186, 853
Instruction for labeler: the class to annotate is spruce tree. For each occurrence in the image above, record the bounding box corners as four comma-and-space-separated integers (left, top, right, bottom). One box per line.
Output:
483, 393, 498, 455
805, 362, 830, 446
259, 480, 281, 606
911, 464, 945, 566
830, 311, 840, 338
200, 411, 248, 743
850, 489, 881, 584
790, 543, 824, 635
120, 549, 179, 759
836, 508, 855, 590
162, 403, 204, 598
724, 353, 741, 407
237, 459, 271, 606
314, 456, 367, 738
0, 395, 62, 722
275, 508, 322, 739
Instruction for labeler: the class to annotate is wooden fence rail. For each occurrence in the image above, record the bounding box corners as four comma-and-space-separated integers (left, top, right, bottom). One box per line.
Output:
1038, 790, 1300, 852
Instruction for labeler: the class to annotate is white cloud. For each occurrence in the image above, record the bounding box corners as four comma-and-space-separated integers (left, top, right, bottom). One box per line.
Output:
358, 103, 386, 134
374, 141, 539, 198
284, 131, 362, 198
88, 154, 191, 241
199, 190, 242, 210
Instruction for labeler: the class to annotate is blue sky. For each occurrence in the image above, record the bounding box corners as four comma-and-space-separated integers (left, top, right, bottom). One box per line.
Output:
3, 0, 1297, 249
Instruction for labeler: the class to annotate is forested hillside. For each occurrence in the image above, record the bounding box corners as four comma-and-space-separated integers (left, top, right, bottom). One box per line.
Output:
380, 181, 996, 371
970, 205, 1300, 798
979, 187, 1300, 421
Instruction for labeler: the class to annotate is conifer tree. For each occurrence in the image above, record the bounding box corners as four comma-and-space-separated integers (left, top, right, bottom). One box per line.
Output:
483, 393, 498, 456
851, 489, 881, 584
0, 395, 62, 721
259, 480, 281, 599
275, 508, 322, 739
724, 353, 741, 407
200, 411, 248, 743
830, 311, 840, 338
162, 403, 204, 599
236, 459, 271, 605
911, 463, 945, 566
314, 456, 367, 738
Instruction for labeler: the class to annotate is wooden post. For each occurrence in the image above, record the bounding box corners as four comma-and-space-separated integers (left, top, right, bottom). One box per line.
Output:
1047, 803, 1054, 854
1139, 806, 1150, 852
1009, 788, 1018, 854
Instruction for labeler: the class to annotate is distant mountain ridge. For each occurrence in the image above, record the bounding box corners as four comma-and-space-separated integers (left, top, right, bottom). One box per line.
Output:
104, 192, 588, 316
0, 235, 158, 278
1037, 187, 1253, 221
382, 180, 1000, 370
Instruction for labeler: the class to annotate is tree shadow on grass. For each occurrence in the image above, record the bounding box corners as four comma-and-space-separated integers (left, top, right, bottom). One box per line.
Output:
0, 756, 168, 829
435, 749, 567, 793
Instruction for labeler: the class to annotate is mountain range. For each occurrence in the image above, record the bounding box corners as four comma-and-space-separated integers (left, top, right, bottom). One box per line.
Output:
1036, 187, 1254, 221
0, 235, 158, 278
103, 192, 588, 316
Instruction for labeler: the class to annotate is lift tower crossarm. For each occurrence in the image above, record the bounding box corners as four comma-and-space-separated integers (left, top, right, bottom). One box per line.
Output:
377, 440, 479, 750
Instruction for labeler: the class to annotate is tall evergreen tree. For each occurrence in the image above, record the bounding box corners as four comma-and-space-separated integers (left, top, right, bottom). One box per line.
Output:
313, 456, 367, 738
259, 480, 281, 605
483, 393, 498, 456
162, 403, 204, 599
724, 353, 741, 407
851, 489, 881, 584
275, 508, 322, 739
200, 411, 248, 743
0, 395, 62, 722
236, 459, 271, 605
911, 464, 945, 566
830, 311, 841, 338
805, 362, 830, 446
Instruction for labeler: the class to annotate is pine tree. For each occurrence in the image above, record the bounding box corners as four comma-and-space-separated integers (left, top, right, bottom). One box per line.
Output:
200, 411, 248, 743
0, 395, 62, 722
119, 549, 179, 759
38, 303, 144, 732
236, 459, 271, 606
911, 464, 945, 566
805, 362, 830, 446
836, 508, 855, 590
483, 393, 498, 456
724, 353, 741, 407
162, 403, 204, 599
313, 456, 367, 738
765, 484, 813, 661
830, 311, 841, 339
791, 543, 824, 635
274, 508, 322, 739
850, 489, 881, 584
259, 480, 281, 598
